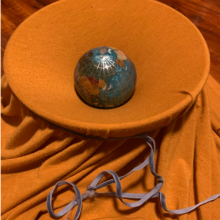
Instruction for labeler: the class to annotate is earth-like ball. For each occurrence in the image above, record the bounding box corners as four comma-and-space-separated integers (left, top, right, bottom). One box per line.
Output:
74, 46, 136, 109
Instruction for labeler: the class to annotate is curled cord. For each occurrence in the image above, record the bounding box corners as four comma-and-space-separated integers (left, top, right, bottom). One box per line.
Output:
47, 135, 220, 219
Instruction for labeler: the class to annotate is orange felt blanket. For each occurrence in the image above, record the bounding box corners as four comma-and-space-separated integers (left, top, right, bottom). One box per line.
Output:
1, 72, 220, 220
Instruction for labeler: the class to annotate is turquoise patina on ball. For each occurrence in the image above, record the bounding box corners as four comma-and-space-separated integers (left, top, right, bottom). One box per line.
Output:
74, 46, 136, 109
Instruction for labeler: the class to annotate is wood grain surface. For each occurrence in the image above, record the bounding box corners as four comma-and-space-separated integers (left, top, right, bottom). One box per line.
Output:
1, 0, 220, 84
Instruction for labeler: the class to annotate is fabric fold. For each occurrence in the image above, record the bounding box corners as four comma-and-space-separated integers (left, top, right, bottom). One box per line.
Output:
1, 73, 220, 219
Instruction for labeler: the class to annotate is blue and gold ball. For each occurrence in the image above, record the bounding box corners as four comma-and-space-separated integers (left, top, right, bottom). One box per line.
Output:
74, 46, 136, 109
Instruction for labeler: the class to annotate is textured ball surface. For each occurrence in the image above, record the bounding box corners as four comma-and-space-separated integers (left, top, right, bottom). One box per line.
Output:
74, 46, 136, 108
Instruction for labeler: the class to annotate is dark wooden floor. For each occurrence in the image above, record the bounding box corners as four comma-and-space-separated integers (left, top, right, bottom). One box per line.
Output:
1, 0, 220, 84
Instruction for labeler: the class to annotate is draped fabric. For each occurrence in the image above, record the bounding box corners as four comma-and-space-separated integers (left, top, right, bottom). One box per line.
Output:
1, 73, 220, 219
